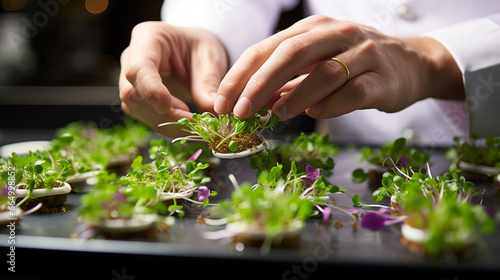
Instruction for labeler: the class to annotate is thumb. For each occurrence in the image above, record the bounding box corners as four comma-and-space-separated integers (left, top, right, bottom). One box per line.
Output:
190, 42, 228, 113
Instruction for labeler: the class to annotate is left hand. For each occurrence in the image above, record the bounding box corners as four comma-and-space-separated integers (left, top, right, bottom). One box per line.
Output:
214, 15, 464, 120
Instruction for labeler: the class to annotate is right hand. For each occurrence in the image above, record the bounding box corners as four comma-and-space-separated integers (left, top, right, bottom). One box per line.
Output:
119, 22, 228, 137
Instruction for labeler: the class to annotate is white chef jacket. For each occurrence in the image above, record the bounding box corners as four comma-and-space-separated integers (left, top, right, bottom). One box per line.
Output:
161, 0, 500, 146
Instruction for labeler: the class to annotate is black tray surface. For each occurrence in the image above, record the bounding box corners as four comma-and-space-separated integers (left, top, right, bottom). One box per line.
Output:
1, 146, 499, 279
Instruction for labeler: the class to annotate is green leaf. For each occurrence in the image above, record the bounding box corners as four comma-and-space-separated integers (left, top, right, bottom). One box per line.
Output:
329, 185, 340, 193
372, 187, 386, 202
177, 118, 190, 126
228, 140, 238, 152
131, 156, 144, 172
352, 194, 361, 206
258, 107, 269, 116
202, 198, 209, 207
33, 161, 45, 174
43, 176, 57, 185
352, 168, 368, 183
208, 118, 221, 131
59, 133, 75, 145
268, 115, 279, 129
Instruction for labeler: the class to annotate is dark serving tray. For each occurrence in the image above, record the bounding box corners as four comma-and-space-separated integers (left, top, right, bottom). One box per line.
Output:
1, 147, 499, 279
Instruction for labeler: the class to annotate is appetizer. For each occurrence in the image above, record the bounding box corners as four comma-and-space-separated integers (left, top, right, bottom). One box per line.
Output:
77, 172, 163, 239
249, 132, 338, 177
352, 137, 430, 185
359, 161, 495, 258
158, 108, 279, 158
204, 175, 312, 254
446, 135, 500, 182
1, 152, 72, 213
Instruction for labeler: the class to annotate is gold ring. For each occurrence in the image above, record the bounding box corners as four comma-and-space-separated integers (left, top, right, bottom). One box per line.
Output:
330, 58, 350, 81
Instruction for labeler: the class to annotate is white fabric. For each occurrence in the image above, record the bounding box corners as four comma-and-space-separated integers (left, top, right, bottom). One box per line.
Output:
161, 0, 500, 145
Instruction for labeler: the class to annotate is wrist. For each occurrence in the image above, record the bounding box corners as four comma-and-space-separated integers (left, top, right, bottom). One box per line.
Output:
402, 37, 465, 101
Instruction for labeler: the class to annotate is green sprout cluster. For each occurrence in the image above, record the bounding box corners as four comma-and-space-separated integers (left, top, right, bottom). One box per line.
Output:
213, 178, 312, 254
46, 118, 151, 176
352, 137, 430, 183
0, 152, 72, 208
80, 141, 216, 225
160, 108, 279, 154
79, 172, 152, 223
365, 162, 495, 257
250, 132, 337, 176
447, 135, 500, 171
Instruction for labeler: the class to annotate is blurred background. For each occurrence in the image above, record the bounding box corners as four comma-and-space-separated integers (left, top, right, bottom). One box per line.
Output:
0, 0, 163, 87
0, 0, 163, 136
0, 0, 311, 145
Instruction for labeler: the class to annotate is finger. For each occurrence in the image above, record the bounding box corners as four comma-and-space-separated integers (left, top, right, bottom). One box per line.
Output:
272, 50, 372, 120
214, 18, 318, 116
265, 75, 307, 108
190, 38, 228, 113
122, 94, 193, 138
305, 72, 385, 119
121, 23, 173, 114
216, 16, 356, 119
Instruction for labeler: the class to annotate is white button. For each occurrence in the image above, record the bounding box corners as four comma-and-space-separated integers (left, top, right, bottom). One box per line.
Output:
403, 128, 417, 144
396, 5, 416, 21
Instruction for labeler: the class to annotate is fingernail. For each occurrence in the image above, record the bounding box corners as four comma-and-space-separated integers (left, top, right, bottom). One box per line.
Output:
234, 97, 250, 118
273, 103, 290, 121
214, 95, 228, 113
309, 102, 325, 117
148, 97, 163, 113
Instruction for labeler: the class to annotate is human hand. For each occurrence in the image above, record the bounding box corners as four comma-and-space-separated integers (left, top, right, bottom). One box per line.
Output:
214, 15, 464, 121
119, 22, 228, 137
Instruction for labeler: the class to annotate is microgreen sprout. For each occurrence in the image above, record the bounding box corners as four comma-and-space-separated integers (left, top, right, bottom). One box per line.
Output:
357, 158, 495, 258
1, 152, 72, 211
206, 174, 312, 254
148, 139, 213, 165
43, 118, 151, 178
77, 171, 167, 239
353, 137, 430, 183
117, 149, 216, 217
78, 146, 218, 237
158, 108, 279, 157
446, 135, 500, 179
253, 163, 358, 224
250, 132, 337, 176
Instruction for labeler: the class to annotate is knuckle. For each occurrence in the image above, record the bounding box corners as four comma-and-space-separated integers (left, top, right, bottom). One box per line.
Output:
338, 21, 362, 35
303, 14, 333, 25
242, 43, 267, 63
349, 79, 371, 106
119, 87, 138, 104
318, 59, 341, 77
131, 21, 157, 36
247, 74, 266, 90
359, 39, 379, 56
122, 59, 147, 84
275, 37, 307, 57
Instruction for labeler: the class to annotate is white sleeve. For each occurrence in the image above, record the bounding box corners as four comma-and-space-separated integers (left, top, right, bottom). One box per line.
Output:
424, 14, 500, 137
161, 0, 299, 65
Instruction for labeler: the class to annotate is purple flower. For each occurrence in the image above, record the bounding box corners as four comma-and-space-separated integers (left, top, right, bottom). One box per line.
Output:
361, 209, 406, 231
113, 192, 127, 202
302, 165, 320, 187
306, 165, 320, 181
397, 157, 407, 168
196, 186, 210, 202
170, 149, 202, 174
2, 186, 9, 198
186, 149, 202, 163
484, 205, 495, 218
